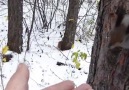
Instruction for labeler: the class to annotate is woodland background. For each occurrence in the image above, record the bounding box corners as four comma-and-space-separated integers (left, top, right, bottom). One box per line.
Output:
0, 0, 97, 90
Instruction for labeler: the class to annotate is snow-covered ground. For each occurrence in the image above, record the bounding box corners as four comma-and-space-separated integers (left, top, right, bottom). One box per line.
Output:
0, 1, 96, 90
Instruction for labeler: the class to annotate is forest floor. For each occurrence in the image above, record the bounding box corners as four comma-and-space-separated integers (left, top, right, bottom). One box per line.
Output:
0, 2, 95, 90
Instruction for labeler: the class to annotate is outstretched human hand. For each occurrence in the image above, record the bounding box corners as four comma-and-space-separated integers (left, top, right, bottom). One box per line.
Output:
5, 63, 93, 90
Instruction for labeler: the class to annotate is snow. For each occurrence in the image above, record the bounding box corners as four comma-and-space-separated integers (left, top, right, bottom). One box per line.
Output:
0, 1, 97, 90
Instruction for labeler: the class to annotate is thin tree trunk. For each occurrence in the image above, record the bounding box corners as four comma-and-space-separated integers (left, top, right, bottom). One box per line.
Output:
59, 0, 80, 50
8, 0, 23, 53
26, 0, 36, 51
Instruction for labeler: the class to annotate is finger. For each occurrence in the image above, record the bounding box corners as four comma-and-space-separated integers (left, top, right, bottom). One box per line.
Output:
5, 63, 29, 90
74, 83, 93, 90
43, 80, 75, 90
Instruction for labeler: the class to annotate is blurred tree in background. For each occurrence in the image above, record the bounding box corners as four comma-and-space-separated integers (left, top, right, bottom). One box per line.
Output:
7, 0, 23, 53
58, 0, 80, 50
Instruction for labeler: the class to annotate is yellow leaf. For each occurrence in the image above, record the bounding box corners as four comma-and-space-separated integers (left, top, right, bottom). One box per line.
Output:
2, 46, 9, 54
75, 62, 80, 69
68, 19, 74, 22
71, 44, 74, 49
2, 58, 6, 62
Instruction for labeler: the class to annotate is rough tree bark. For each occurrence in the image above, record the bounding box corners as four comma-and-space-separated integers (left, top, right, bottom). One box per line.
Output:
87, 0, 129, 90
58, 0, 80, 50
8, 0, 23, 53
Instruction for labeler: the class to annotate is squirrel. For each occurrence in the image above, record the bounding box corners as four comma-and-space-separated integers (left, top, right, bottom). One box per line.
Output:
108, 7, 129, 49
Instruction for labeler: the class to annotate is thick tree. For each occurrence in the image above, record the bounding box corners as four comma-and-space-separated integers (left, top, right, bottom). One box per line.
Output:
87, 0, 129, 90
58, 0, 80, 50
7, 0, 23, 53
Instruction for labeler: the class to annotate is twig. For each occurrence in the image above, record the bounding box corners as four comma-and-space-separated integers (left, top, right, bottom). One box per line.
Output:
26, 0, 37, 50
53, 45, 69, 60
0, 54, 4, 90
50, 69, 63, 80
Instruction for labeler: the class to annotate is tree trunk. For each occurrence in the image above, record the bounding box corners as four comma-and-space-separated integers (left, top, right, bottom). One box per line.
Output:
87, 0, 129, 90
7, 0, 23, 53
59, 0, 80, 50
